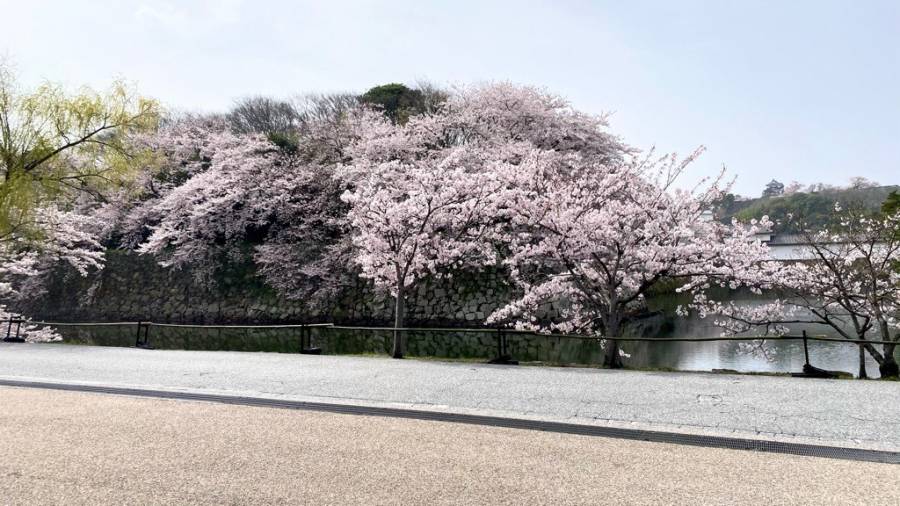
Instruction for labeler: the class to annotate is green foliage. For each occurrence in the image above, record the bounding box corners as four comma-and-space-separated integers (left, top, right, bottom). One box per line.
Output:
0, 62, 159, 240
883, 190, 900, 215
734, 192, 840, 233
884, 192, 900, 266
266, 131, 300, 154
722, 185, 899, 233
360, 83, 435, 123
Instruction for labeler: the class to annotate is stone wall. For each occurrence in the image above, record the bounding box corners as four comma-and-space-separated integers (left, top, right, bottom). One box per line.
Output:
12, 250, 517, 326
48, 324, 611, 365
8, 251, 880, 370
4, 250, 669, 364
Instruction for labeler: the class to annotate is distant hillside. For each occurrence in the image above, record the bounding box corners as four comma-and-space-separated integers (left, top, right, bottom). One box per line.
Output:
715, 185, 899, 233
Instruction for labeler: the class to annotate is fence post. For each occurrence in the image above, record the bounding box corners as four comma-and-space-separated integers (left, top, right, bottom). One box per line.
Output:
795, 330, 838, 379
299, 325, 322, 355
802, 330, 810, 368
3, 318, 26, 343
488, 328, 517, 365
135, 322, 152, 349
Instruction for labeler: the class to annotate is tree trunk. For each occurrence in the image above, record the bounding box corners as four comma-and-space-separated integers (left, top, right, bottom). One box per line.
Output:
879, 343, 898, 379
858, 344, 868, 379
602, 318, 623, 369
603, 339, 623, 369
391, 287, 405, 359
872, 319, 898, 379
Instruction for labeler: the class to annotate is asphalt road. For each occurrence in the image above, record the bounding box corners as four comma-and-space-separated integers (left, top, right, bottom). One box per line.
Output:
2, 387, 897, 506
1, 342, 898, 451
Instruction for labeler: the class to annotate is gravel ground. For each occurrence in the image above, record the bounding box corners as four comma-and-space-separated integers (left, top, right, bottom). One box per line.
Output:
1, 386, 897, 505
1, 343, 899, 450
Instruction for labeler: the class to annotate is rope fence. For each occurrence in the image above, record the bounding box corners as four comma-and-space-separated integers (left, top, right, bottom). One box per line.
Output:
2, 318, 894, 377
4, 318, 894, 344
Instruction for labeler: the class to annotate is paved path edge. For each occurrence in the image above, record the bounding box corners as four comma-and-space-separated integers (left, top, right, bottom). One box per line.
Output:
2, 377, 898, 465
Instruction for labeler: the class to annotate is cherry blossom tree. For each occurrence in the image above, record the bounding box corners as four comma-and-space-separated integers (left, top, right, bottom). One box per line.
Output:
1, 206, 104, 341
341, 83, 629, 358
127, 106, 356, 309
696, 205, 900, 378
341, 147, 506, 358
446, 82, 626, 162
135, 130, 282, 274
103, 115, 232, 249
487, 148, 775, 368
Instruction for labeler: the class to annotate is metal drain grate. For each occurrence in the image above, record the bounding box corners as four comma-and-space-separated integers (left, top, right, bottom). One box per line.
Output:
1, 378, 897, 465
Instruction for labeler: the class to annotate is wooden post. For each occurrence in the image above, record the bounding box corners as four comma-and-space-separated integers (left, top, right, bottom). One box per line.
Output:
802, 330, 810, 367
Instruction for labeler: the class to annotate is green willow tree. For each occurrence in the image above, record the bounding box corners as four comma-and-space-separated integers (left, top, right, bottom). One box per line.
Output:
0, 62, 159, 242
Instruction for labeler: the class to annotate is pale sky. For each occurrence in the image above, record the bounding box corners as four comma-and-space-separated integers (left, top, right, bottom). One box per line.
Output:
2, 0, 897, 196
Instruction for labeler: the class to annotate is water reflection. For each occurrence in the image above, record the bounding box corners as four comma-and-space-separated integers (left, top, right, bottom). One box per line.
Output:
622, 339, 883, 378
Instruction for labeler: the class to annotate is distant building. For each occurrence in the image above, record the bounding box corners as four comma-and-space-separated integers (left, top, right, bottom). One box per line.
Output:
754, 230, 887, 261
762, 179, 784, 198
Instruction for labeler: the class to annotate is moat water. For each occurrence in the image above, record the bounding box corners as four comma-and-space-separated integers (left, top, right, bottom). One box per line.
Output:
622, 338, 885, 378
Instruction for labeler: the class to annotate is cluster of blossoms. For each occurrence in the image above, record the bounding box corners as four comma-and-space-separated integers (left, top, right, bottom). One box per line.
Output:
0, 306, 61, 343
0, 207, 104, 294
1, 206, 104, 342
107, 110, 355, 306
